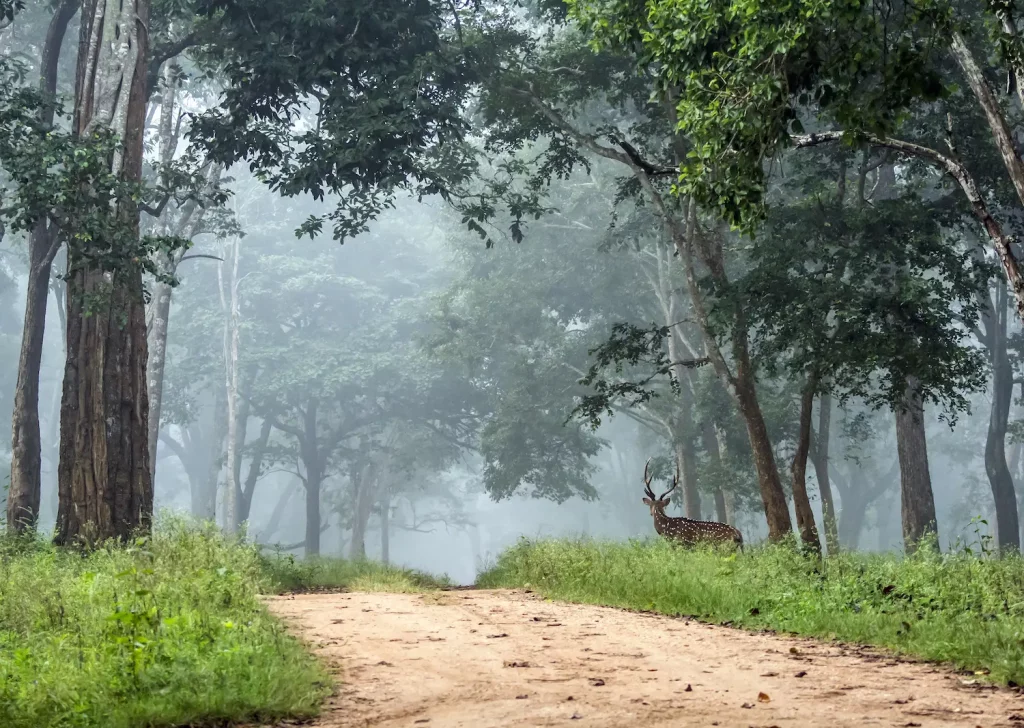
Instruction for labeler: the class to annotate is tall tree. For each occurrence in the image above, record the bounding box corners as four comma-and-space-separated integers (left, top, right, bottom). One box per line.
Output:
55, 0, 155, 545
6, 0, 77, 532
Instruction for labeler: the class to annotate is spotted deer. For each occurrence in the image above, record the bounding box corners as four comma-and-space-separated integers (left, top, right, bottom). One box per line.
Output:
642, 459, 743, 549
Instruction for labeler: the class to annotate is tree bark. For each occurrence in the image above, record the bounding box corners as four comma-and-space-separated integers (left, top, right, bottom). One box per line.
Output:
983, 280, 1021, 551
55, 0, 153, 546
895, 378, 939, 552
810, 393, 840, 554
791, 376, 822, 553
7, 0, 79, 534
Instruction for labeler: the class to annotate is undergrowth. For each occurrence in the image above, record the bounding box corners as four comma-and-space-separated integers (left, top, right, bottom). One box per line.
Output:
0, 516, 442, 728
478, 537, 1024, 685
260, 549, 450, 594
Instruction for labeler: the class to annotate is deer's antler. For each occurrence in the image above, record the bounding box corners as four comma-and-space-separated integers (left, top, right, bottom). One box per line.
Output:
643, 458, 657, 500
658, 460, 679, 502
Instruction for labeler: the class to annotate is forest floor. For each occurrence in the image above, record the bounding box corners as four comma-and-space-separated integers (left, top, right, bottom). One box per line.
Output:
263, 589, 1024, 728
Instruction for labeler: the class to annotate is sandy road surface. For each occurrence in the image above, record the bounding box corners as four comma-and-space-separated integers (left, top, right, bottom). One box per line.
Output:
266, 589, 1024, 727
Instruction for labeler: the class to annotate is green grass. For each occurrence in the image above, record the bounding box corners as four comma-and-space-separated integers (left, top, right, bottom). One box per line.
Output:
259, 549, 450, 594
0, 517, 445, 728
479, 537, 1024, 685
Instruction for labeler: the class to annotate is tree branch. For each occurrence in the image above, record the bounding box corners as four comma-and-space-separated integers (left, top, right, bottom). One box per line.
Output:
145, 30, 200, 97
792, 129, 1024, 320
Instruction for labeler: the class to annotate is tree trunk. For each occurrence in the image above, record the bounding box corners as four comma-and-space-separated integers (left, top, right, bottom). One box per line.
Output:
7, 0, 79, 534
380, 488, 390, 565
665, 321, 700, 518
218, 236, 242, 533
810, 393, 840, 554
304, 469, 322, 557
733, 364, 793, 540
895, 378, 938, 552
56, 0, 153, 546
672, 207, 792, 540
230, 395, 250, 527
146, 279, 173, 480
299, 399, 322, 557
791, 376, 822, 553
350, 462, 374, 560
983, 281, 1021, 552
146, 64, 178, 482
701, 421, 729, 523
675, 437, 701, 519
255, 482, 297, 544
238, 417, 272, 525
838, 485, 868, 549
199, 388, 227, 520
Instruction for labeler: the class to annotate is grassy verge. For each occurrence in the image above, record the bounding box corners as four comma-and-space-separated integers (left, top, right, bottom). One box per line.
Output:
478, 537, 1024, 685
259, 549, 450, 594
0, 518, 443, 728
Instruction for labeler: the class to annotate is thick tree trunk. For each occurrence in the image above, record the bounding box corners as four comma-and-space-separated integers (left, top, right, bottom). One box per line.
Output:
983, 281, 1021, 552
895, 378, 938, 552
791, 376, 822, 553
7, 0, 79, 534
810, 393, 840, 554
56, 0, 152, 545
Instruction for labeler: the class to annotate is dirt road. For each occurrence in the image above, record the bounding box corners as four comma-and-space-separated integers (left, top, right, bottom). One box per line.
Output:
266, 589, 1024, 727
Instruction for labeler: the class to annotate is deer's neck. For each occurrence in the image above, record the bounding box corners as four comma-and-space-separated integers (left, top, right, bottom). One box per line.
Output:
654, 510, 688, 533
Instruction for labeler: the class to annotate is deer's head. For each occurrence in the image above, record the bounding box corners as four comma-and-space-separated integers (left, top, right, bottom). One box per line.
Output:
642, 458, 678, 517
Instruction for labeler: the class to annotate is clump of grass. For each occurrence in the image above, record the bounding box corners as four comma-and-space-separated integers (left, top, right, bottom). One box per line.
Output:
0, 517, 330, 728
479, 537, 1024, 685
259, 550, 450, 594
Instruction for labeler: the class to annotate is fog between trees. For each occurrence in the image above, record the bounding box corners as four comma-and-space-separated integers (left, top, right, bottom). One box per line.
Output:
1, 0, 1023, 579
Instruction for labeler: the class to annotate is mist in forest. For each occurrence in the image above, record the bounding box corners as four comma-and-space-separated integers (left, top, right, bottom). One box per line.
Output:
3, 0, 1022, 583
0, 168, 1010, 584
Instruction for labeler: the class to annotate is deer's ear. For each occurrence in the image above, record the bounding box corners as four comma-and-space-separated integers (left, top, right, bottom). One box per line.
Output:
658, 499, 672, 508
642, 498, 654, 506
